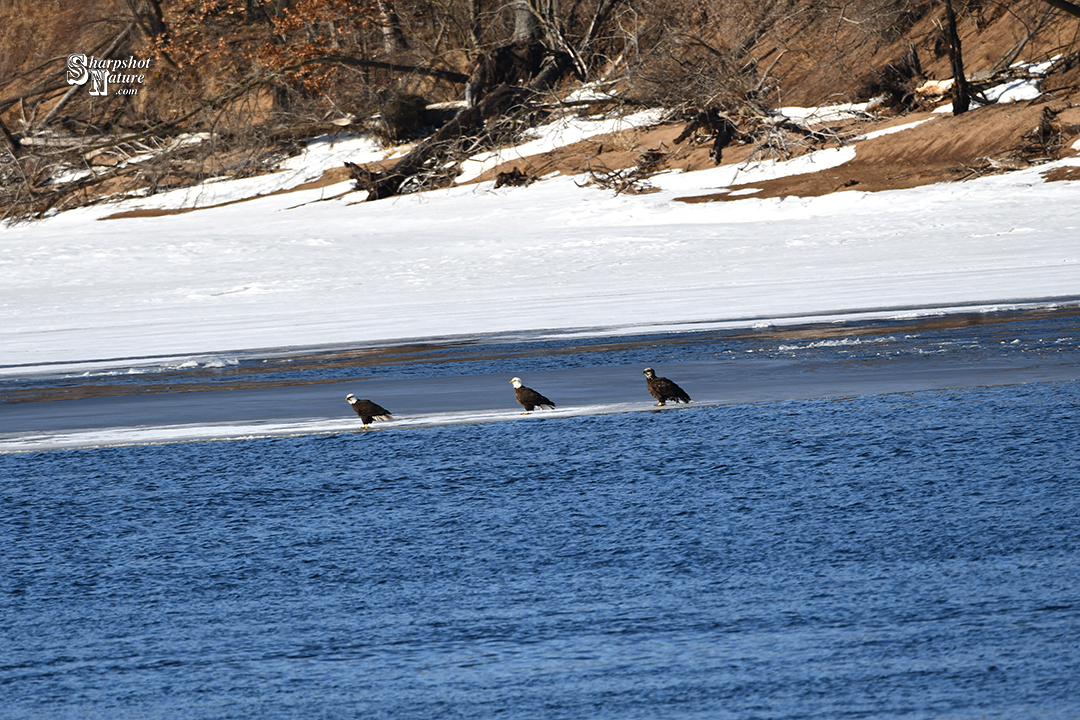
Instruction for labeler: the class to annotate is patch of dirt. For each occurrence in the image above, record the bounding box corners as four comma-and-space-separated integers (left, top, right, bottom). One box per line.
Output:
460, 85, 1080, 204
462, 119, 765, 188
759, 0, 1080, 109
673, 94, 1080, 202
1043, 165, 1080, 182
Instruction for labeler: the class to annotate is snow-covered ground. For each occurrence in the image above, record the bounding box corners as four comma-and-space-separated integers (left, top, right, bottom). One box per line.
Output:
2, 77, 1079, 378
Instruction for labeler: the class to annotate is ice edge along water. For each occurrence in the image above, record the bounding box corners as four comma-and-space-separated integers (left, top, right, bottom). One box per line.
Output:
1, 66, 1079, 437
0, 402, 659, 454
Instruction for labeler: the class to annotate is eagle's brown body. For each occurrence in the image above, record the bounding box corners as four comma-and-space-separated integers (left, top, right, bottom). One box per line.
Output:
510, 377, 555, 413
346, 394, 392, 428
643, 367, 691, 406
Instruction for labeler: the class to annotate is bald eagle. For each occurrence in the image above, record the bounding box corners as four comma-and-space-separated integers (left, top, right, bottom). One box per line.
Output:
510, 377, 555, 413
346, 393, 392, 428
643, 367, 691, 406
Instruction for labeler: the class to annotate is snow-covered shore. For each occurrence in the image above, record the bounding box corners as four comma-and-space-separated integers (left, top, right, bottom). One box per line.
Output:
2, 104, 1079, 377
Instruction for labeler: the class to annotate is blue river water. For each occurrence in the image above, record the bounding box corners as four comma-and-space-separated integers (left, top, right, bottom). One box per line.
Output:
2, 311, 1080, 719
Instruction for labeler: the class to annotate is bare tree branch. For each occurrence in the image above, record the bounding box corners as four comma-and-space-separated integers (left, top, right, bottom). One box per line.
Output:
1038, 0, 1080, 18
296, 55, 470, 83
37, 22, 137, 131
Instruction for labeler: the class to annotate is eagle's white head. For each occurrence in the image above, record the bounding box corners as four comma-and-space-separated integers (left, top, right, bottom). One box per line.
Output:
643, 367, 656, 378
510, 377, 522, 388
345, 393, 357, 404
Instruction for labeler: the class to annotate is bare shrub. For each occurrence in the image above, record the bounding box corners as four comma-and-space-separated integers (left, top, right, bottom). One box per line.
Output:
583, 146, 669, 194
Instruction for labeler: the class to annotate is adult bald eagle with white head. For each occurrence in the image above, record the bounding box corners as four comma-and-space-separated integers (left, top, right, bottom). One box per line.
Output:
345, 394, 392, 429
510, 377, 555, 413
643, 367, 691, 406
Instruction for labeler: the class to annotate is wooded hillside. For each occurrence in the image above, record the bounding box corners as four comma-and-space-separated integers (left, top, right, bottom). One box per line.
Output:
2, 0, 1079, 219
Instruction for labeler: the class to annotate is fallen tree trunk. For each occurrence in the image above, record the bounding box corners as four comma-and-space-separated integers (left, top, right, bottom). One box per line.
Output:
674, 108, 738, 164
349, 41, 575, 201
348, 83, 524, 200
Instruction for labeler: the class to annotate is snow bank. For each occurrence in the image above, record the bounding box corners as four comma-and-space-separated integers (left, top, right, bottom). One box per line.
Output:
2, 82, 1079, 375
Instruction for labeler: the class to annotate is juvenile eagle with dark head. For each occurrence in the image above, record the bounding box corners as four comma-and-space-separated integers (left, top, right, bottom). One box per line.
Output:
346, 394, 392, 429
510, 377, 555, 413
643, 367, 691, 406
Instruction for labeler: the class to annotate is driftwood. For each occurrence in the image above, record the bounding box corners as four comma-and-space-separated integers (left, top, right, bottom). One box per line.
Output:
1023, 106, 1080, 157
674, 108, 738, 164
348, 83, 525, 199
583, 147, 668, 195
494, 166, 536, 188
465, 41, 549, 107
348, 41, 575, 201
1, 49, 476, 221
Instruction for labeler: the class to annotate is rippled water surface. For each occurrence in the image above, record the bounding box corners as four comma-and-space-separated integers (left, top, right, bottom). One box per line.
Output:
3, 378, 1079, 719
